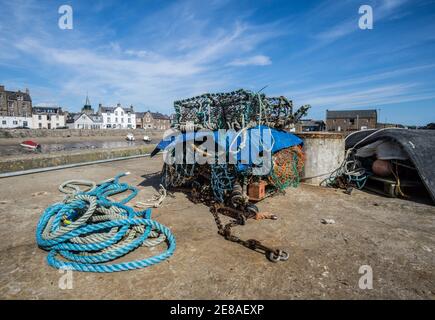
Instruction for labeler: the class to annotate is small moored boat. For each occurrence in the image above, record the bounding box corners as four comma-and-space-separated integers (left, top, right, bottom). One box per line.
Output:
143, 135, 151, 143
20, 140, 41, 151
126, 133, 135, 141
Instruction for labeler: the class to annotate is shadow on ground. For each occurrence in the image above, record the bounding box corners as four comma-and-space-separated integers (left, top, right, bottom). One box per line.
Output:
138, 171, 161, 191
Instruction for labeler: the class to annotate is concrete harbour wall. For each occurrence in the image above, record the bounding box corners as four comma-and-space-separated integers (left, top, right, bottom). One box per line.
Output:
0, 128, 165, 139
0, 146, 154, 173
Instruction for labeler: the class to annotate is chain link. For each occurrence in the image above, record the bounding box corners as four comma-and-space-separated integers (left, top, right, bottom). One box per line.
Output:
210, 203, 289, 262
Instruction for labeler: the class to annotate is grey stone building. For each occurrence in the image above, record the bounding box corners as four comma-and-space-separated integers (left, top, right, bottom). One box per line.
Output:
139, 111, 171, 130
135, 112, 145, 128
0, 85, 32, 117
326, 109, 377, 132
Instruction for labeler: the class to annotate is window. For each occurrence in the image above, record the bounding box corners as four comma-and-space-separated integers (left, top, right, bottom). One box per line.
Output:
39, 123, 42, 128
2, 120, 6, 125
115, 111, 118, 116
115, 117, 118, 123
128, 118, 131, 123
13, 120, 18, 125
121, 118, 124, 123
38, 115, 42, 120
23, 121, 28, 127
349, 118, 355, 125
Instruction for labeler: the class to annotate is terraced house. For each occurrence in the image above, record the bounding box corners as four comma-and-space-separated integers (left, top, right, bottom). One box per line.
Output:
98, 103, 136, 129
32, 105, 66, 129
138, 111, 171, 130
0, 85, 32, 117
326, 109, 378, 132
0, 85, 33, 128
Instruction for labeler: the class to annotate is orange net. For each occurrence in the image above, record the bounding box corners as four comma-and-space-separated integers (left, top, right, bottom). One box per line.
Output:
268, 146, 305, 190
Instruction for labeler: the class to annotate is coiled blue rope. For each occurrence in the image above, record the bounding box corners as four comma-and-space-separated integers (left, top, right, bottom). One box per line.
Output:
36, 173, 176, 272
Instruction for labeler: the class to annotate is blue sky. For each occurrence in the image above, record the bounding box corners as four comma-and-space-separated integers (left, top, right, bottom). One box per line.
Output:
0, 0, 434, 125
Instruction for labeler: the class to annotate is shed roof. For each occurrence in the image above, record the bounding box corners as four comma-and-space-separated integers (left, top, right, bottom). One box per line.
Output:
326, 109, 377, 119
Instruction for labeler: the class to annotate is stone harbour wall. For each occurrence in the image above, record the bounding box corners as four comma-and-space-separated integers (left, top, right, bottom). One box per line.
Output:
0, 128, 166, 139
0, 145, 155, 173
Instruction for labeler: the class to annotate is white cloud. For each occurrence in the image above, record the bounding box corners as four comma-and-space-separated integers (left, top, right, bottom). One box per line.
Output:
288, 64, 435, 98
291, 82, 435, 111
124, 49, 153, 58
9, 14, 279, 112
228, 55, 272, 67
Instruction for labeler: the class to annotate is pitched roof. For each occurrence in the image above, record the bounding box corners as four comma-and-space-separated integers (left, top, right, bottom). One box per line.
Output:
326, 109, 377, 119
90, 115, 103, 123
73, 113, 102, 123
33, 105, 61, 110
33, 105, 62, 114
149, 112, 170, 120
5, 90, 31, 102
65, 112, 79, 123
73, 113, 83, 121
99, 104, 134, 113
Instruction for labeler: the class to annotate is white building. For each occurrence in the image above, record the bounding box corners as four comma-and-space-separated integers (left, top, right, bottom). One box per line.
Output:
98, 103, 136, 129
68, 113, 103, 129
0, 116, 33, 128
32, 105, 66, 129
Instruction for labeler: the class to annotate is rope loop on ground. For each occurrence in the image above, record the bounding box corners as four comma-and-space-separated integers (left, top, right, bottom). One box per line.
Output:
36, 172, 175, 272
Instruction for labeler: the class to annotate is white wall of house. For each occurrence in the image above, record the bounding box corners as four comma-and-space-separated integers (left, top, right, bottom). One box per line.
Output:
32, 114, 66, 129
102, 106, 136, 129
72, 113, 102, 129
0, 116, 33, 128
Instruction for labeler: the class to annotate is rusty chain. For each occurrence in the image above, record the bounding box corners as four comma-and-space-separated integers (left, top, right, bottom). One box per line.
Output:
210, 203, 289, 262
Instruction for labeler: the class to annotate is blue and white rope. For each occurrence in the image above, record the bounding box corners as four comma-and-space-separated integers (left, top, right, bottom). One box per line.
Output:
36, 172, 176, 272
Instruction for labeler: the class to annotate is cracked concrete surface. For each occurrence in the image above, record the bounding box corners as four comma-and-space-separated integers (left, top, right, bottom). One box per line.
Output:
0, 156, 434, 299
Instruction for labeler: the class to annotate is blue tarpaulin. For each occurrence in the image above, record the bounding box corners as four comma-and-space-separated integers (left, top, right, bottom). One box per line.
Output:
151, 125, 303, 172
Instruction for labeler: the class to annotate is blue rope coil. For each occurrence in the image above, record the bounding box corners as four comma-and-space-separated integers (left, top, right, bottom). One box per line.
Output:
36, 173, 176, 272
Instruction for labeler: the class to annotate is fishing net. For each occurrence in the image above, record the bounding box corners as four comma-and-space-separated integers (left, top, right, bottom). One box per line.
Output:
173, 89, 310, 131
162, 89, 308, 203
268, 146, 305, 191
